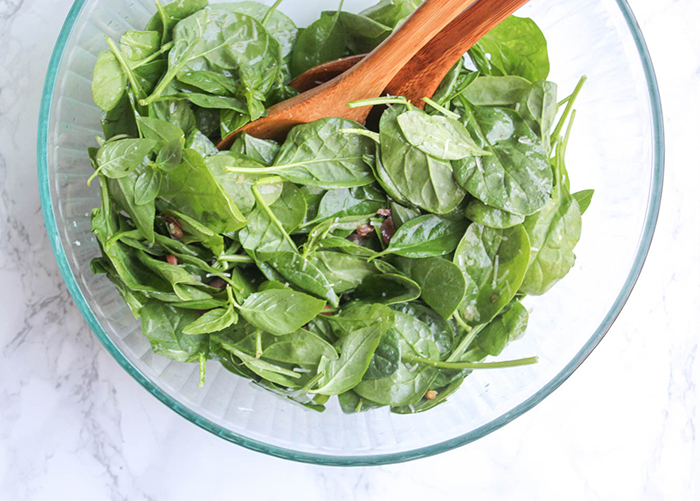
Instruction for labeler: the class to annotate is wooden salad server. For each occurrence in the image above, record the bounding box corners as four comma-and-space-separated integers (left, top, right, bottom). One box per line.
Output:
217, 0, 476, 147
289, 0, 531, 101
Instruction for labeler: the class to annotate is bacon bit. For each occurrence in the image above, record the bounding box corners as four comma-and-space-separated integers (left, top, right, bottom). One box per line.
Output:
425, 390, 438, 400
208, 277, 227, 290
161, 215, 184, 239
381, 217, 395, 245
376, 208, 391, 217
166, 255, 178, 266
356, 223, 374, 237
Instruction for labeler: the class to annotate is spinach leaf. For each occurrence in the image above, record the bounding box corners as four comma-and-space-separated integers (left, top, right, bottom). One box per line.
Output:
396, 256, 466, 318
308, 250, 379, 294
107, 164, 156, 242
516, 80, 558, 152
120, 30, 162, 63
176, 70, 239, 97
137, 116, 185, 150
101, 94, 138, 140
140, 301, 208, 362
453, 223, 530, 324
359, 0, 420, 28
391, 376, 464, 414
377, 214, 468, 258
338, 391, 385, 414
334, 11, 391, 54
158, 208, 225, 255
390, 201, 421, 229
92, 51, 126, 112
379, 106, 466, 214
290, 5, 346, 78
239, 186, 297, 261
573, 189, 594, 215
222, 327, 337, 366
95, 138, 157, 180
460, 75, 532, 107
159, 149, 247, 234
237, 288, 326, 336
183, 306, 239, 335
476, 300, 528, 356
230, 132, 281, 166
306, 185, 386, 226
464, 199, 525, 229
397, 109, 490, 160
353, 273, 421, 305
391, 302, 454, 358
267, 252, 339, 307
146, 0, 209, 44
313, 303, 394, 395
149, 97, 196, 136
355, 363, 437, 407
214, 1, 298, 65
268, 183, 307, 232
469, 15, 549, 83
185, 128, 219, 157
226, 118, 376, 189
363, 328, 400, 380
453, 106, 552, 216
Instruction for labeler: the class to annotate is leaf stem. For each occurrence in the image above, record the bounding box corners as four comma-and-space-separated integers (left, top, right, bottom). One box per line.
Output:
446, 322, 485, 362
552, 75, 586, 140
218, 255, 255, 264
130, 41, 174, 70
422, 97, 460, 119
338, 128, 380, 143
402, 353, 539, 370
347, 96, 410, 109
105, 36, 146, 100
262, 0, 284, 26
252, 185, 298, 251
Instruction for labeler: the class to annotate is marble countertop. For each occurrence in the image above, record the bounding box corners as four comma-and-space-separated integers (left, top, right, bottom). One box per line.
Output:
1, 0, 698, 499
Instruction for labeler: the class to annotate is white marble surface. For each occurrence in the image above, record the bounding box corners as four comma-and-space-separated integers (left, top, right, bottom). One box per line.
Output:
0, 0, 698, 499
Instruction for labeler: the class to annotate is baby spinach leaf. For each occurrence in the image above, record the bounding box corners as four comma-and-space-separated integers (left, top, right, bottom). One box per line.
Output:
161, 93, 248, 112
120, 30, 162, 63
183, 306, 239, 335
176, 70, 239, 97
230, 132, 281, 166
159, 149, 247, 234
379, 106, 466, 214
267, 252, 339, 307
355, 363, 438, 407
391, 375, 464, 414
390, 201, 421, 229
476, 300, 528, 356
338, 390, 385, 414
460, 75, 532, 106
145, 10, 279, 106
107, 164, 156, 242
214, 1, 298, 64
464, 199, 525, 229
158, 208, 225, 255
268, 183, 307, 232
453, 106, 552, 216
133, 164, 161, 206
391, 302, 454, 358
146, 0, 209, 43
308, 250, 379, 294
290, 6, 346, 78
317, 236, 378, 259
140, 301, 208, 362
185, 128, 219, 158
353, 274, 421, 305
237, 288, 326, 336
92, 51, 127, 112
359, 0, 420, 28
516, 80, 558, 152
377, 214, 468, 258
396, 256, 466, 318
101, 94, 139, 140
149, 98, 196, 136
469, 15, 549, 83
397, 109, 490, 160
334, 11, 391, 54
239, 186, 297, 261
96, 138, 157, 179
313, 303, 394, 395
453, 223, 530, 325
573, 189, 594, 215
363, 328, 400, 380
307, 185, 386, 226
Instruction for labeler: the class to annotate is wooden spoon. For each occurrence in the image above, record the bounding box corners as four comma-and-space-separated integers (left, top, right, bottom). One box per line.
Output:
289, 0, 531, 101
217, 0, 475, 147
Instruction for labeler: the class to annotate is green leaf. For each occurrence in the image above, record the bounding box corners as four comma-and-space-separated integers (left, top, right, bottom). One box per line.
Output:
159, 208, 225, 255
453, 106, 553, 216
106, 165, 156, 242
96, 138, 157, 179
136, 116, 185, 149
334, 11, 391, 53
353, 274, 421, 305
396, 257, 466, 318
101, 94, 138, 140
133, 165, 161, 206
391, 302, 454, 358
239, 186, 297, 261
146, 0, 209, 43
268, 183, 307, 233
379, 106, 466, 214
120, 30, 162, 63
230, 132, 281, 166
460, 75, 532, 106
572, 189, 594, 215
183, 307, 239, 335
140, 301, 207, 362
92, 51, 127, 112
378, 214, 468, 258
290, 7, 346, 77
159, 149, 247, 234
516, 80, 558, 152
185, 128, 219, 158
308, 250, 380, 294
176, 70, 239, 96
354, 363, 437, 407
313, 303, 395, 395
309, 185, 386, 226
363, 328, 400, 380
237, 288, 326, 336
464, 199, 525, 229
267, 252, 339, 307
397, 109, 490, 160
476, 300, 528, 356
359, 0, 420, 28
454, 223, 531, 324
469, 15, 549, 83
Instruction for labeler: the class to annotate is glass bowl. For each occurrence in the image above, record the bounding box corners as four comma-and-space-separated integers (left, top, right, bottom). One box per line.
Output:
38, 0, 663, 465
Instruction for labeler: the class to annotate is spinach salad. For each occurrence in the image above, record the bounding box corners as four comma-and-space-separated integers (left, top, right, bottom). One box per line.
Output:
88, 0, 592, 414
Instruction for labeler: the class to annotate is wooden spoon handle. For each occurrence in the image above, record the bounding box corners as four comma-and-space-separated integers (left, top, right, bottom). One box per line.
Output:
344, 0, 478, 97
388, 0, 531, 102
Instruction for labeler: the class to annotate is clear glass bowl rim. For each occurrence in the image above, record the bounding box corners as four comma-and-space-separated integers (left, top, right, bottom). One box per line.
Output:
37, 0, 665, 466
